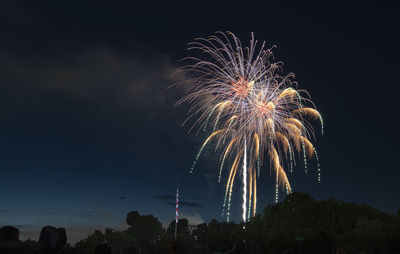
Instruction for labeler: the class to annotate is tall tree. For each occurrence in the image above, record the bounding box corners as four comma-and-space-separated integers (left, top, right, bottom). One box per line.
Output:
126, 211, 163, 254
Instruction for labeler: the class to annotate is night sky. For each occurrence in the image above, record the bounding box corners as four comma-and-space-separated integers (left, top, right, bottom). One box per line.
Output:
1, 1, 399, 243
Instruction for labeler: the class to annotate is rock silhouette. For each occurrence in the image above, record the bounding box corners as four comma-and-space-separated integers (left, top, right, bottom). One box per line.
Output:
38, 226, 67, 253
0, 226, 33, 254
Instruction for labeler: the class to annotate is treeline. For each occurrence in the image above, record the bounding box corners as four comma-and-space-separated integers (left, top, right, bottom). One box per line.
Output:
248, 193, 400, 253
27, 193, 400, 253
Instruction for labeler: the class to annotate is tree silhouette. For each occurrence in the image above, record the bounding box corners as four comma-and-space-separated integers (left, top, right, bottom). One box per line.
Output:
126, 211, 163, 253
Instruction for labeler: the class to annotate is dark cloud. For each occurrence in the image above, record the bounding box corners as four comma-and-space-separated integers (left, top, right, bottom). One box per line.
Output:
154, 194, 175, 201
166, 201, 202, 208
0, 210, 63, 218
118, 196, 126, 200
155, 194, 202, 207
0, 46, 178, 114
10, 224, 31, 229
75, 210, 110, 218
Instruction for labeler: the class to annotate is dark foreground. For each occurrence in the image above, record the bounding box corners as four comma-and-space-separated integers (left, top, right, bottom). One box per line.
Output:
1, 193, 400, 254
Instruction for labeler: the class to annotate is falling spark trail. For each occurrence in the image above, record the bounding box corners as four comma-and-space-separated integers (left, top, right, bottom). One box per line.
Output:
218, 138, 237, 183
300, 137, 308, 173
222, 154, 239, 218
288, 144, 294, 173
275, 169, 279, 203
190, 129, 225, 174
314, 148, 321, 183
226, 161, 238, 222
247, 166, 252, 221
253, 171, 257, 216
203, 105, 218, 131
213, 102, 229, 132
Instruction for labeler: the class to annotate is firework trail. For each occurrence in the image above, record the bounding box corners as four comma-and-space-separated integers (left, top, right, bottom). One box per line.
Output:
174, 31, 323, 222
242, 139, 247, 222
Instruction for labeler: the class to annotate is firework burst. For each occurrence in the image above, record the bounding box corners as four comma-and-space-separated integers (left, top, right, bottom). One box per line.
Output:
174, 31, 323, 222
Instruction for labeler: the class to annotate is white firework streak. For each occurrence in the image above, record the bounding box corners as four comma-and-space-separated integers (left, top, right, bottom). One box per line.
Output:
242, 139, 247, 222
